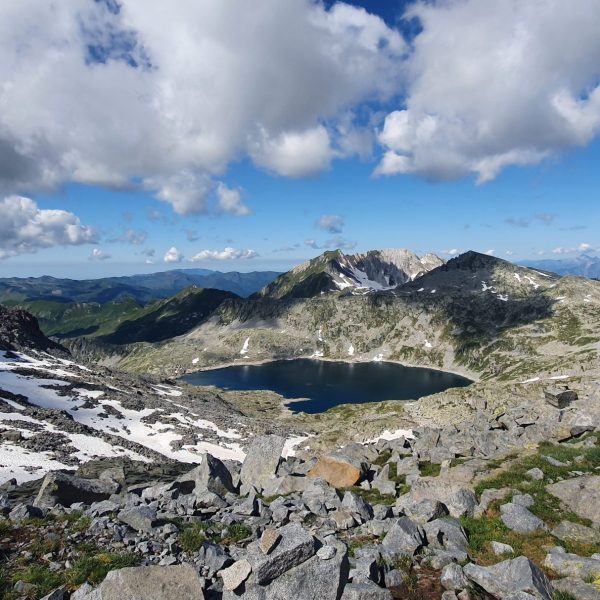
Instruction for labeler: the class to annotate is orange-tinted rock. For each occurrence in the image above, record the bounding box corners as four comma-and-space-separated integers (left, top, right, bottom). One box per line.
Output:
307, 455, 363, 488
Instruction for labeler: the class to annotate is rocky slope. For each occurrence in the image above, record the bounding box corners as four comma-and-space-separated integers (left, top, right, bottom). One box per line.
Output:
255, 248, 444, 299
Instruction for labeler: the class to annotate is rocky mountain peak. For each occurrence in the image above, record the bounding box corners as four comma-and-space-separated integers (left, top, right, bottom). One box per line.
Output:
0, 304, 65, 354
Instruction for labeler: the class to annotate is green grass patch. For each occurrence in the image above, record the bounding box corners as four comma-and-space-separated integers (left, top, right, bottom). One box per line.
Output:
179, 523, 208, 553
345, 486, 397, 506
67, 552, 138, 586
418, 462, 441, 477
222, 523, 252, 543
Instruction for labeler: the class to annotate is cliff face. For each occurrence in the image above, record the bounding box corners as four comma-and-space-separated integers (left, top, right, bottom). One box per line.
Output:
0, 304, 65, 354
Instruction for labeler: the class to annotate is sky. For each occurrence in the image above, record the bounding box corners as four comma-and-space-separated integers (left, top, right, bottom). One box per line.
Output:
0, 0, 599, 278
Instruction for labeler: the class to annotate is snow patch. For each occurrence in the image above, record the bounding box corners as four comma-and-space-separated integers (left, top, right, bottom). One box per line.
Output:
348, 344, 355, 356
240, 337, 250, 356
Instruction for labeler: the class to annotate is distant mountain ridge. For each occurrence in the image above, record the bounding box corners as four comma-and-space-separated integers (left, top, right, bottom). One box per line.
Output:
0, 268, 281, 304
520, 254, 600, 279
255, 248, 444, 299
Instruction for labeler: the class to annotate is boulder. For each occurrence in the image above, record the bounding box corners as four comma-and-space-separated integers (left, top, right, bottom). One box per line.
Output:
220, 559, 252, 591
342, 491, 373, 522
381, 516, 426, 558
223, 544, 348, 600
463, 557, 552, 600
440, 563, 468, 591
240, 435, 285, 492
552, 521, 600, 545
308, 454, 367, 489
546, 476, 600, 525
9, 503, 44, 522
244, 523, 316, 585
543, 552, 600, 580
371, 464, 396, 497
491, 541, 515, 556
405, 499, 449, 524
500, 503, 546, 534
341, 583, 393, 599
77, 565, 205, 600
34, 472, 119, 508
552, 577, 600, 600
178, 453, 237, 497
117, 506, 157, 532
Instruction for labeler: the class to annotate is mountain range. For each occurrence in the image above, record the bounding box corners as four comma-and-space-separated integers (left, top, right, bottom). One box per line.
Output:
521, 254, 600, 279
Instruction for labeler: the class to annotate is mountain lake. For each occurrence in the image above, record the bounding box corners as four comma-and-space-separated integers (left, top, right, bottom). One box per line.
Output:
182, 359, 472, 413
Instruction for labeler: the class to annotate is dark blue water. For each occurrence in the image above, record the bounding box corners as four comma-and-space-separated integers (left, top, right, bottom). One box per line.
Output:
182, 359, 471, 414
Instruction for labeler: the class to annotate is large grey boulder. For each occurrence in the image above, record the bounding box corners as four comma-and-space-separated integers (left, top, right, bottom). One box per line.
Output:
500, 503, 546, 534
9, 503, 44, 522
463, 557, 552, 600
223, 544, 348, 600
371, 464, 396, 497
381, 516, 426, 558
546, 476, 600, 525
543, 552, 600, 580
220, 559, 252, 591
341, 583, 393, 599
34, 472, 120, 508
440, 563, 468, 591
75, 565, 205, 600
178, 453, 237, 497
117, 505, 157, 532
240, 435, 285, 492
552, 577, 600, 600
552, 521, 600, 545
244, 523, 316, 585
423, 518, 469, 554
342, 491, 373, 522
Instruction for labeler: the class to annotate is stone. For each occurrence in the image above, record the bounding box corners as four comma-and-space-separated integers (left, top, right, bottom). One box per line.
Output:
371, 464, 396, 497
259, 529, 281, 555
543, 552, 600, 580
342, 491, 373, 522
463, 557, 552, 600
552, 577, 600, 600
240, 435, 285, 492
178, 453, 237, 497
491, 541, 515, 556
552, 521, 600, 545
40, 586, 68, 600
220, 559, 252, 591
381, 517, 426, 558
544, 388, 577, 408
34, 472, 120, 508
546, 476, 600, 525
9, 503, 44, 522
512, 494, 534, 508
87, 564, 205, 600
117, 505, 157, 532
406, 499, 449, 523
330, 510, 356, 531
308, 454, 367, 489
424, 518, 469, 554
245, 523, 316, 585
341, 583, 393, 599
440, 563, 468, 591
525, 468, 544, 481
475, 487, 512, 517
317, 546, 336, 560
500, 503, 547, 534
223, 546, 348, 600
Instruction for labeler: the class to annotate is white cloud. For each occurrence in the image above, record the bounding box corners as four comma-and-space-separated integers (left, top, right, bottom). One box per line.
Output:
316, 214, 344, 234
216, 183, 250, 217
442, 248, 461, 256
505, 250, 514, 256
190, 247, 258, 261
376, 0, 600, 182
484, 249, 495, 256
89, 248, 111, 261
0, 195, 97, 259
0, 0, 404, 208
578, 242, 593, 252
164, 246, 183, 263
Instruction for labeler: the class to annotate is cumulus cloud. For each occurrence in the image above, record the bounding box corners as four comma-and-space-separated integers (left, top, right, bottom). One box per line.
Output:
316, 214, 344, 234
376, 0, 600, 182
304, 236, 356, 251
190, 247, 258, 261
163, 246, 183, 263
0, 195, 97, 259
0, 0, 404, 209
110, 228, 147, 245
89, 248, 111, 261
216, 183, 251, 217
578, 242, 593, 252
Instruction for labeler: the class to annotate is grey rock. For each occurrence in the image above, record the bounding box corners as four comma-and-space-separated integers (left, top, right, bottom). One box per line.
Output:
9, 503, 44, 522
341, 583, 393, 599
89, 500, 120, 517
500, 503, 546, 534
543, 552, 600, 580
475, 487, 512, 517
525, 468, 544, 481
424, 518, 469, 554
330, 509, 356, 531
441, 592, 458, 600
40, 586, 68, 600
384, 569, 406, 587
342, 491, 373, 522
463, 557, 552, 600
224, 546, 348, 600
552, 521, 600, 545
492, 541, 515, 555
245, 523, 316, 585
381, 516, 426, 558
406, 499, 449, 523
220, 559, 252, 591
317, 546, 336, 560
446, 488, 478, 518
512, 494, 534, 508
178, 453, 237, 498
371, 464, 396, 497
350, 557, 379, 584
259, 529, 281, 555
440, 563, 468, 591
86, 564, 205, 600
240, 435, 285, 492
117, 505, 157, 532
546, 476, 600, 525
34, 472, 120, 508
552, 577, 600, 600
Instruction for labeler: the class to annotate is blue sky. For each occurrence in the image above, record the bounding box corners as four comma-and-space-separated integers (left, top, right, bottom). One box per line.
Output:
1, 0, 599, 278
